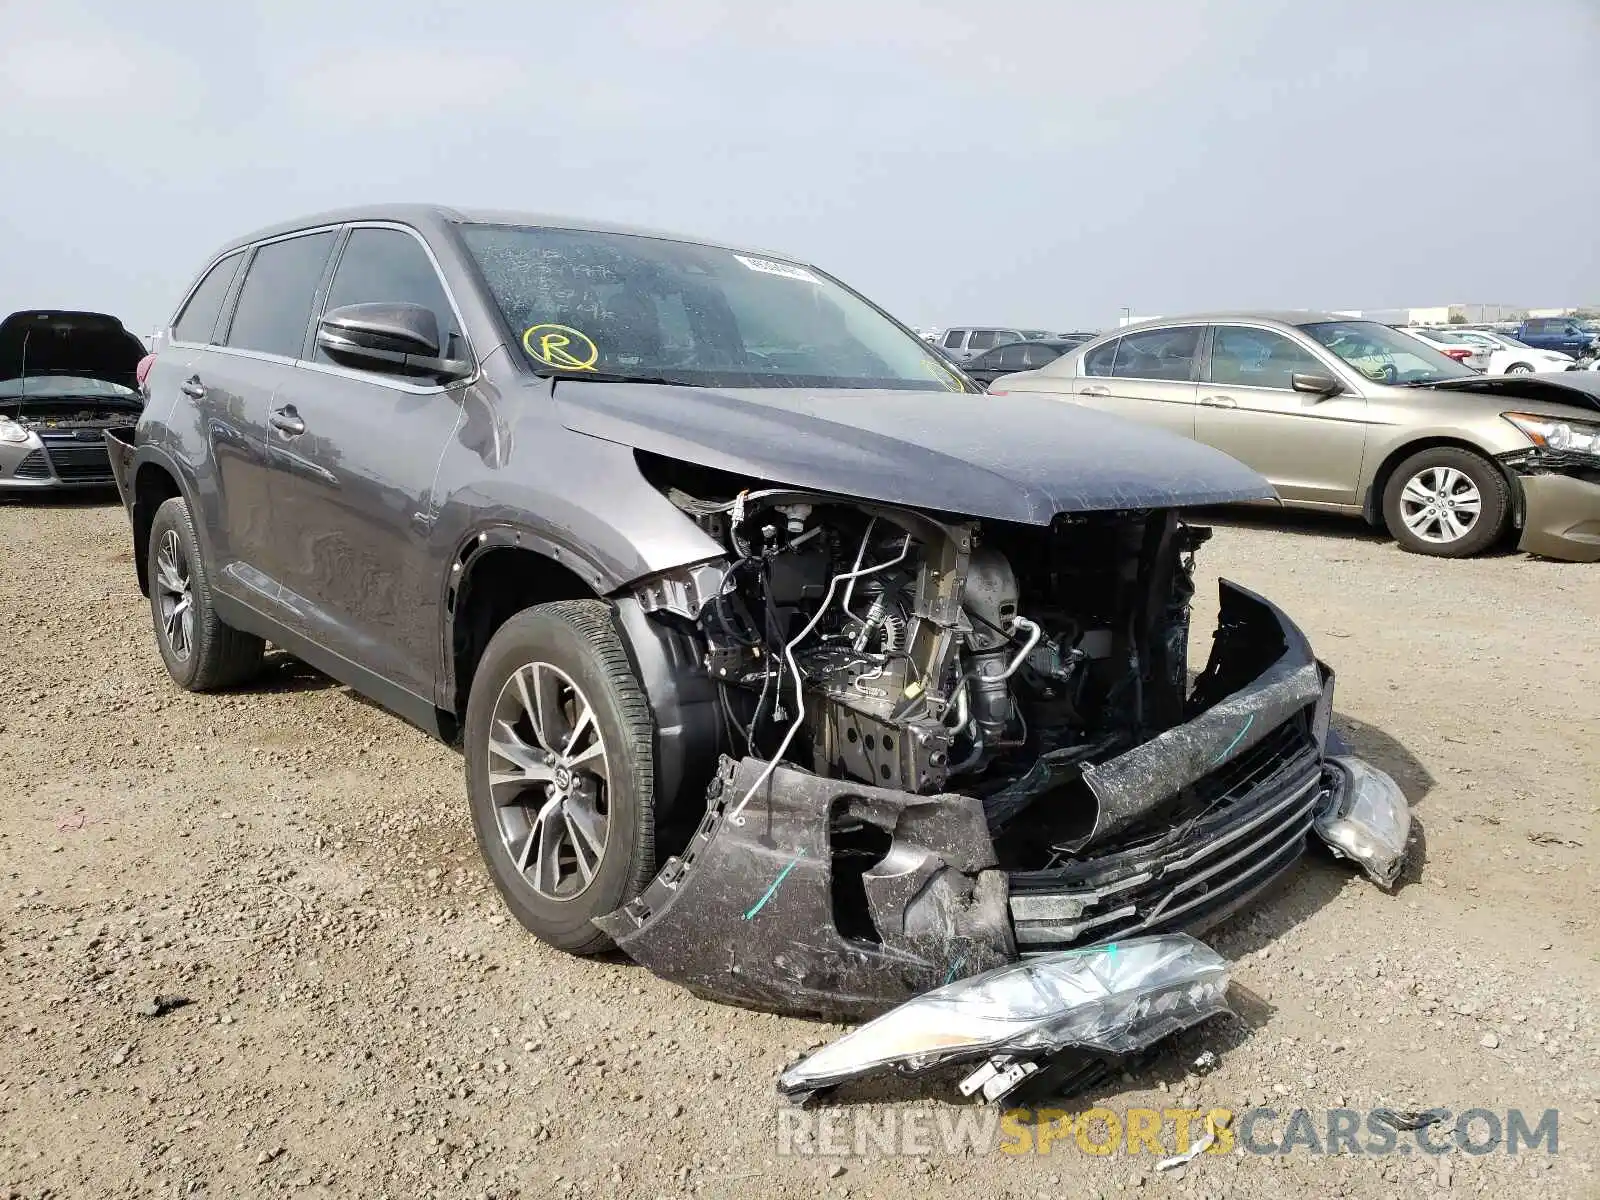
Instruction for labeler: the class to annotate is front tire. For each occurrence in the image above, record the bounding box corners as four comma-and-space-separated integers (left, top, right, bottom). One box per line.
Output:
463, 600, 657, 955
146, 497, 265, 689
1381, 447, 1509, 558
1506, 362, 1534, 374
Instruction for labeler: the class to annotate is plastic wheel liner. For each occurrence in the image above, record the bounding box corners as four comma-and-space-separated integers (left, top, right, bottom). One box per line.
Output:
597, 581, 1337, 1022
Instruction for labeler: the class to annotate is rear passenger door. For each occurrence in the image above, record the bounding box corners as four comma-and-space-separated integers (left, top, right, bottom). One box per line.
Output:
261, 224, 473, 702
1072, 325, 1202, 438
172, 231, 338, 600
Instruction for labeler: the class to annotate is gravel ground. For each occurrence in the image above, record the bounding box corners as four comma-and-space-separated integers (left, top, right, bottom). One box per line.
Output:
1, 494, 1596, 1199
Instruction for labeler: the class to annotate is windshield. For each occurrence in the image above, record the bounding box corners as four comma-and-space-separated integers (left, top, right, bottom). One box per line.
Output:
460, 224, 975, 391
1300, 320, 1475, 384
0, 374, 137, 399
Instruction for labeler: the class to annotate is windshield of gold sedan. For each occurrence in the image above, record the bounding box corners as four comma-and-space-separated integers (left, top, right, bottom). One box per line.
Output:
460, 224, 974, 391
1300, 320, 1476, 385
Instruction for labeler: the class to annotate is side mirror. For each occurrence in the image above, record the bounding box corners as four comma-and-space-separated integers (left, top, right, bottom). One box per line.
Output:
316, 302, 472, 383
1291, 372, 1343, 397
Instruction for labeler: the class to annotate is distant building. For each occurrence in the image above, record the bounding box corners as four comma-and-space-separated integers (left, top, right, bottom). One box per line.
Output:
1337, 303, 1527, 326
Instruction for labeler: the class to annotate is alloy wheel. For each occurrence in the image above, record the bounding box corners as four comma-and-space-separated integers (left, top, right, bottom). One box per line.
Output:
486, 662, 612, 901
154, 530, 195, 660
1398, 466, 1482, 545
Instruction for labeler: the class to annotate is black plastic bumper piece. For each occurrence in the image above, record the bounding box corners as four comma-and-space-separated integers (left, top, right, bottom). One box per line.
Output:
595, 756, 1016, 1021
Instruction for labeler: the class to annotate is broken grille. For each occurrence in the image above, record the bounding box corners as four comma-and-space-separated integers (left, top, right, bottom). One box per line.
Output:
1009, 721, 1323, 948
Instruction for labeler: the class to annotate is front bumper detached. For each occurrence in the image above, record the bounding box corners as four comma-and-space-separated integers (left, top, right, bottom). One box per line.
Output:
599, 582, 1395, 1021
1506, 448, 1600, 563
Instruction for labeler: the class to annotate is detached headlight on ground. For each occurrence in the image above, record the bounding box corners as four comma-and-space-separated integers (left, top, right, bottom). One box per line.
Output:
0, 417, 30, 445
777, 935, 1231, 1100
1504, 412, 1600, 457
1314, 756, 1412, 888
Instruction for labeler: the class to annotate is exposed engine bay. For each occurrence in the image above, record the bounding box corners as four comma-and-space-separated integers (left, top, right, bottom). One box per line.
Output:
597, 461, 1398, 1021
646, 473, 1223, 865
2, 400, 141, 430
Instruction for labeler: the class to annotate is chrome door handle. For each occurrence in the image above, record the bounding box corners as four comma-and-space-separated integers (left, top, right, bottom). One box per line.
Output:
181, 378, 206, 399
1079, 385, 1110, 396
1199, 395, 1237, 408
269, 406, 305, 436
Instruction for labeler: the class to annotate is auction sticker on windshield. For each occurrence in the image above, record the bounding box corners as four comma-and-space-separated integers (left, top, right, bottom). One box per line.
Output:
522, 324, 599, 370
733, 255, 820, 284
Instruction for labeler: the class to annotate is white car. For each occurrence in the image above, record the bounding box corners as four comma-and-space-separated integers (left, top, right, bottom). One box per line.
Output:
1444, 329, 1575, 375
1397, 327, 1491, 372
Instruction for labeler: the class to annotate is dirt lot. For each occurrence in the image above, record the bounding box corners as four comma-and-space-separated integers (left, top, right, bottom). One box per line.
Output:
1, 495, 1596, 1199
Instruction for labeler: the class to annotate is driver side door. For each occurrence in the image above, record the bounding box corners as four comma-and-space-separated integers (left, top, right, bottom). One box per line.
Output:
1193, 324, 1368, 506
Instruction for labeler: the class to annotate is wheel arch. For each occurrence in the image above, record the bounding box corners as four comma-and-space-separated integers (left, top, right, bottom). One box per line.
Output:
1362, 435, 1519, 527
444, 535, 608, 739
130, 458, 186, 596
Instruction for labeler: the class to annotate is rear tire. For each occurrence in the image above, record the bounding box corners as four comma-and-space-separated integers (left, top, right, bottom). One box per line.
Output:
463, 600, 657, 956
147, 497, 265, 689
1381, 447, 1508, 558
1506, 362, 1534, 374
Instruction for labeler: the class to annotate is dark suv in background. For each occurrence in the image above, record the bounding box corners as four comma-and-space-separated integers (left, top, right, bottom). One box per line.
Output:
1516, 317, 1599, 361
106, 205, 1402, 1019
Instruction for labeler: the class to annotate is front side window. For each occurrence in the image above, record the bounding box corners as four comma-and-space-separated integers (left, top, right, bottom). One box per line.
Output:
943, 329, 965, 349
225, 232, 337, 358
1300, 319, 1474, 385
316, 228, 464, 366
1208, 326, 1327, 389
460, 224, 975, 391
1110, 326, 1201, 381
173, 251, 244, 345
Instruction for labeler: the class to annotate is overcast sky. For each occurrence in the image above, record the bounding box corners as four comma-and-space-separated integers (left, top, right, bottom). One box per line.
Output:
2, 0, 1596, 334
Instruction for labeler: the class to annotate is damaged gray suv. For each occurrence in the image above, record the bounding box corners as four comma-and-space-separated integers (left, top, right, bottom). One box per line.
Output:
108, 206, 1407, 1021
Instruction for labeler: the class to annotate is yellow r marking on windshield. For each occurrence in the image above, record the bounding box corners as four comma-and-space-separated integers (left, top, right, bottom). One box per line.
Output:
522, 324, 599, 371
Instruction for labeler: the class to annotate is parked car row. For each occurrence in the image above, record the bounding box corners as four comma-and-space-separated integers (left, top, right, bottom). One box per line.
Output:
1400, 325, 1585, 375
931, 326, 1097, 362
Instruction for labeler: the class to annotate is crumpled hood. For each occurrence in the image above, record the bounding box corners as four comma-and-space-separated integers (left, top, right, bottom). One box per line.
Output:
0, 310, 146, 393
1423, 371, 1600, 416
553, 382, 1275, 524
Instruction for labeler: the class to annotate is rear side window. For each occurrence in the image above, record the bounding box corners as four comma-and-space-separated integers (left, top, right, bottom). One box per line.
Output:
172, 252, 244, 345
1083, 338, 1118, 376
942, 329, 965, 349
1023, 343, 1063, 368
315, 227, 463, 365
1110, 326, 1201, 381
968, 330, 998, 350
225, 232, 337, 358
